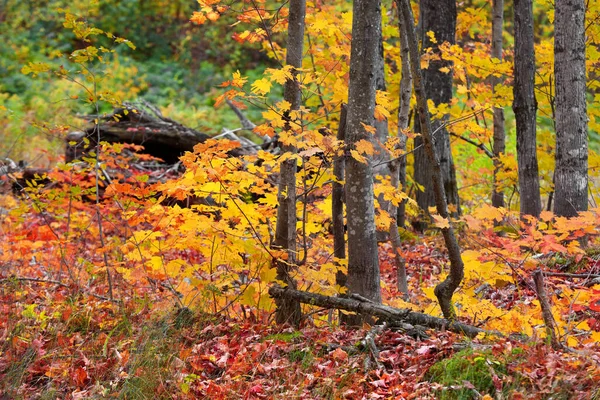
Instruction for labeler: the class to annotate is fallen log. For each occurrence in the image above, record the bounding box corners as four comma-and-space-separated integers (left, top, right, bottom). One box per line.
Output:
67, 101, 212, 163
269, 286, 488, 338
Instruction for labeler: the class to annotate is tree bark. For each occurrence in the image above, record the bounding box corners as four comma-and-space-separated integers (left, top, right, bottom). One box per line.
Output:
269, 286, 485, 338
344, 0, 382, 315
553, 0, 588, 217
413, 0, 460, 226
400, 0, 464, 320
373, 17, 391, 241
390, 3, 413, 299
273, 0, 306, 326
333, 104, 347, 287
513, 0, 541, 217
491, 0, 506, 208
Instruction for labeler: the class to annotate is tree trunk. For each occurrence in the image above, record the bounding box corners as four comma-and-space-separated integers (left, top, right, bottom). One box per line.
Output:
333, 104, 347, 287
491, 0, 506, 208
273, 0, 306, 326
390, 2, 413, 299
553, 0, 588, 217
513, 0, 541, 217
396, 7, 412, 231
413, 0, 460, 227
373, 18, 391, 241
400, 0, 464, 320
344, 0, 382, 315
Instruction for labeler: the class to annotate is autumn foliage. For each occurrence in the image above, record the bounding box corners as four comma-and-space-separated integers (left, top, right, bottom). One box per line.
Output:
1, 0, 600, 398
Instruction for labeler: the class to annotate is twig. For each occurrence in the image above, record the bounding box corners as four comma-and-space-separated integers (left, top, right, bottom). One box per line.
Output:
449, 132, 493, 158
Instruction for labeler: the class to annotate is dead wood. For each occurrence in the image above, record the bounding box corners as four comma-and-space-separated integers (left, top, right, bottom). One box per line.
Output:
269, 286, 490, 338
67, 102, 211, 163
533, 269, 565, 350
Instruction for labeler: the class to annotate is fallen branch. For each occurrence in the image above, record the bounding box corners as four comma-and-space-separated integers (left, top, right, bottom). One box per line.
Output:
269, 286, 491, 338
0, 276, 122, 303
542, 271, 600, 279
533, 269, 565, 350
362, 322, 386, 370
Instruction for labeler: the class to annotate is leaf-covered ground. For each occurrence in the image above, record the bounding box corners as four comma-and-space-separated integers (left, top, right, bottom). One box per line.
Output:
2, 265, 600, 399
2, 148, 600, 399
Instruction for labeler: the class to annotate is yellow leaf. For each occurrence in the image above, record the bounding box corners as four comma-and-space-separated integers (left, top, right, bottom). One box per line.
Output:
266, 66, 293, 84
472, 204, 505, 222
240, 285, 256, 306
350, 150, 367, 164
426, 30, 437, 44
539, 210, 554, 222
251, 78, 272, 95
355, 139, 375, 156
432, 214, 450, 229
360, 122, 377, 134
260, 267, 277, 282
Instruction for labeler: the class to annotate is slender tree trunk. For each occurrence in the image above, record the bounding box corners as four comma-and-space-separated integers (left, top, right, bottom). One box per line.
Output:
390, 2, 413, 299
373, 17, 391, 241
333, 104, 347, 287
513, 0, 541, 217
491, 0, 506, 208
344, 0, 382, 315
273, 0, 306, 326
553, 0, 588, 217
400, 0, 464, 320
413, 0, 460, 227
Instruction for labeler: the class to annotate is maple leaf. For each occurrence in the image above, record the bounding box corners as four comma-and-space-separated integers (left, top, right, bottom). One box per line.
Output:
266, 66, 294, 84
350, 150, 367, 164
251, 78, 272, 95
354, 139, 375, 156
360, 122, 377, 134
432, 214, 450, 229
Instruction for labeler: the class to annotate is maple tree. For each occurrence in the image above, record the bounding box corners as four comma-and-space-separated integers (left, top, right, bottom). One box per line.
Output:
1, 0, 600, 398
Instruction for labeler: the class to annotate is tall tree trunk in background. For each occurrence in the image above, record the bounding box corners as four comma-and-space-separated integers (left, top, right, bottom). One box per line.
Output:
491, 0, 506, 208
373, 17, 391, 241
413, 0, 460, 227
333, 104, 347, 287
553, 0, 588, 217
273, 0, 306, 326
344, 0, 382, 314
513, 0, 541, 217
390, 1, 413, 299
399, 0, 464, 320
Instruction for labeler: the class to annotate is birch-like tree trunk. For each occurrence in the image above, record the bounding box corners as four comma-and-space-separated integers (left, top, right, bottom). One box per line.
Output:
491, 0, 506, 208
413, 0, 460, 226
344, 0, 382, 311
513, 0, 541, 217
553, 0, 588, 217
273, 0, 306, 326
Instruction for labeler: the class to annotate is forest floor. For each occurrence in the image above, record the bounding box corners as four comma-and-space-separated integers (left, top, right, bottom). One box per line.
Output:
1, 153, 600, 399
1, 238, 600, 399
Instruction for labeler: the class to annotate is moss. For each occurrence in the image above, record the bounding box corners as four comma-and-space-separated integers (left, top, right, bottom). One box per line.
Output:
426, 348, 508, 400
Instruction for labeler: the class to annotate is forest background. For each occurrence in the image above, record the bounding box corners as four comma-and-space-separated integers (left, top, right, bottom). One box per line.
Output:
1, 0, 600, 398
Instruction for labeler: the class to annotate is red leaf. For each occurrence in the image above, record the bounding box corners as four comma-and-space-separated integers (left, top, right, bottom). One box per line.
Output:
589, 298, 600, 312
